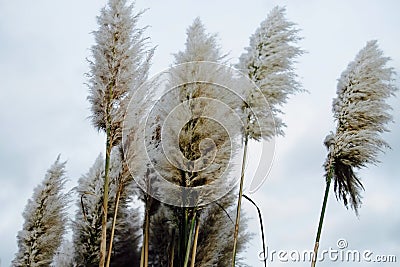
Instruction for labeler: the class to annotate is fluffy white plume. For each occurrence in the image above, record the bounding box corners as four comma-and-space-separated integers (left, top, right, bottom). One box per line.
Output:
87, 0, 154, 145
124, 18, 245, 206
326, 40, 397, 213
72, 150, 138, 266
12, 157, 69, 267
237, 6, 304, 140
122, 18, 250, 266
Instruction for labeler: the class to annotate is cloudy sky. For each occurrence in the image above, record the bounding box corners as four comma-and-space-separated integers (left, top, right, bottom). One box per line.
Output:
1, 0, 399, 266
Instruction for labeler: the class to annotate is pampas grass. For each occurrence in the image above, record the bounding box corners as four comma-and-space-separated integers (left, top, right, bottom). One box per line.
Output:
311, 40, 397, 267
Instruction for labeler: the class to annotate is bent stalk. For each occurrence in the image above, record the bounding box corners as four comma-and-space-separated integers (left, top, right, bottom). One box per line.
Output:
243, 194, 267, 267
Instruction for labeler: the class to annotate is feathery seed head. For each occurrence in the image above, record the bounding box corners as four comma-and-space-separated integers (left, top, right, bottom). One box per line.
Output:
326, 40, 397, 213
237, 6, 304, 140
123, 19, 254, 207
87, 0, 154, 146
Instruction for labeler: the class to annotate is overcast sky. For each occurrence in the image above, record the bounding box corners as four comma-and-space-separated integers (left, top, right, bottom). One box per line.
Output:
1, 0, 399, 266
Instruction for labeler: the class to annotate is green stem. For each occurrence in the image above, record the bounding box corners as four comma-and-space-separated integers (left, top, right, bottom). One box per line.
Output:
311, 168, 333, 267
144, 206, 150, 267
184, 212, 197, 267
232, 136, 249, 267
181, 208, 188, 266
178, 207, 187, 266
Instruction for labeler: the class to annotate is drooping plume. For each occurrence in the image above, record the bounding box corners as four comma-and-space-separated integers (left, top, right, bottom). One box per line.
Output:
326, 40, 397, 213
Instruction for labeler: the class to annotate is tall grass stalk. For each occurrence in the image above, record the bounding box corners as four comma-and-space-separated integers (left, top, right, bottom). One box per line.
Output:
232, 136, 248, 266
100, 134, 112, 267
311, 167, 333, 267
311, 40, 397, 266
190, 220, 200, 267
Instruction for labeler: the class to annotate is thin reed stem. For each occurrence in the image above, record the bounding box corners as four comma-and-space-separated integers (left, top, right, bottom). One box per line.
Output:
311, 168, 333, 267
184, 212, 197, 267
105, 189, 121, 267
99, 133, 112, 267
140, 244, 144, 267
169, 229, 175, 267
190, 219, 200, 267
232, 136, 249, 266
144, 208, 150, 267
243, 195, 267, 267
